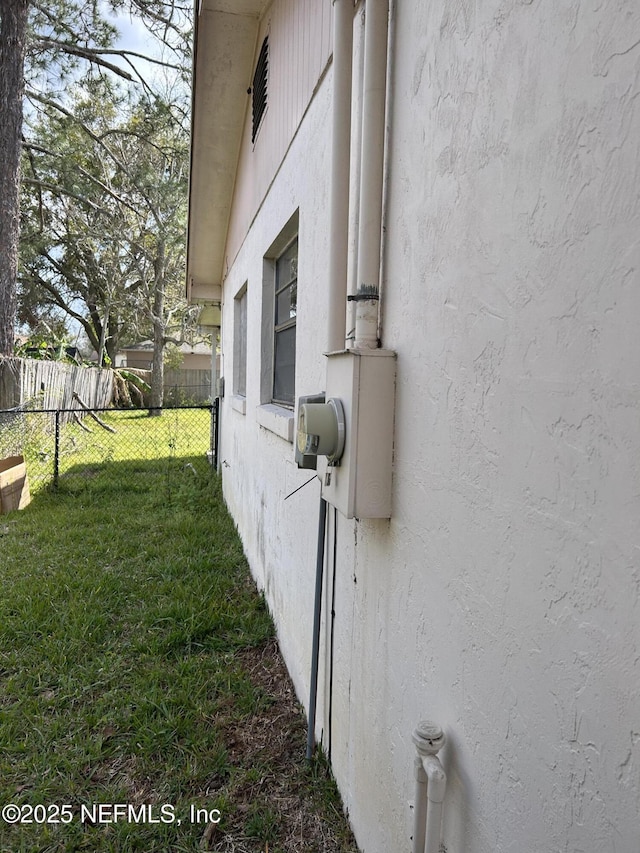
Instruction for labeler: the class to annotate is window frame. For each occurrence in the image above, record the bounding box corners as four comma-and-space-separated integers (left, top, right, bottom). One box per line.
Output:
271, 236, 298, 408
233, 283, 248, 401
258, 211, 299, 441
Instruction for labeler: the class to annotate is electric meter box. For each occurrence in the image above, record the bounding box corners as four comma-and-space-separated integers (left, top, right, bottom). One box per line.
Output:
294, 392, 326, 470
318, 348, 396, 519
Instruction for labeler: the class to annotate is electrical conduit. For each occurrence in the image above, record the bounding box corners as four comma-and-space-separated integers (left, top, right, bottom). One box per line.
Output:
306, 496, 327, 760
326, 0, 355, 353
307, 0, 353, 760
307, 0, 355, 762
353, 0, 390, 349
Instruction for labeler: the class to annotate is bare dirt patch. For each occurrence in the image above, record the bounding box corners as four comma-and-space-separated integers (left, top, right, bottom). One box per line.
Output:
202, 639, 359, 853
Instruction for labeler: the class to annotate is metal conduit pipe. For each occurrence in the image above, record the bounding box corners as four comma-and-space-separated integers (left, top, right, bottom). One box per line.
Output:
326, 0, 355, 353
353, 0, 390, 349
412, 722, 447, 853
308, 0, 355, 763
306, 496, 327, 760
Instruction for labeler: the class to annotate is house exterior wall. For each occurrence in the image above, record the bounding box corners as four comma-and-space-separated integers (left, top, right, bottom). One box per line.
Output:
224, 0, 334, 269
179, 352, 210, 371
123, 350, 153, 370
219, 73, 333, 701
122, 350, 211, 371
215, 2, 640, 852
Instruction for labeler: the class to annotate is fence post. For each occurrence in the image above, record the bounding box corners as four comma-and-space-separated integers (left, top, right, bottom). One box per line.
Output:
54, 410, 60, 489
212, 398, 220, 471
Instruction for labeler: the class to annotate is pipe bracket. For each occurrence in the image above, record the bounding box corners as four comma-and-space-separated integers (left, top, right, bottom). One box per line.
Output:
347, 292, 380, 302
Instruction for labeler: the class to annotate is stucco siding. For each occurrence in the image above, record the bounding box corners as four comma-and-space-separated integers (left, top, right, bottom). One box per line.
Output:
219, 76, 333, 706
214, 1, 640, 852
373, 1, 639, 850
224, 0, 333, 270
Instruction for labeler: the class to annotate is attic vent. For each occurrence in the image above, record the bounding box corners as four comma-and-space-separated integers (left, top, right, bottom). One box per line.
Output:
251, 35, 269, 143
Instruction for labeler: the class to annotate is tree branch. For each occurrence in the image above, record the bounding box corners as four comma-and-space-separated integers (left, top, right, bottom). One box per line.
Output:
23, 142, 143, 213
22, 177, 103, 211
35, 39, 135, 81
24, 91, 141, 190
36, 38, 182, 72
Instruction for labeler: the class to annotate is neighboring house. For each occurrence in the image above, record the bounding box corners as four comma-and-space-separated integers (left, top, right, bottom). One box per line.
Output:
187, 2, 640, 852
118, 340, 212, 371
118, 341, 213, 402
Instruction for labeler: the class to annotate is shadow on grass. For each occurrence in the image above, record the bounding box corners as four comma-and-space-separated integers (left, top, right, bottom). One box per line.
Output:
52, 453, 214, 498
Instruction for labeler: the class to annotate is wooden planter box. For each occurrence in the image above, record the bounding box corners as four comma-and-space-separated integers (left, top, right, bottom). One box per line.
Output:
0, 456, 31, 514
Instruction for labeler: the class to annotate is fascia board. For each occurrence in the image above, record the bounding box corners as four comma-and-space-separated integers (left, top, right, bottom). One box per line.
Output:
187, 6, 260, 300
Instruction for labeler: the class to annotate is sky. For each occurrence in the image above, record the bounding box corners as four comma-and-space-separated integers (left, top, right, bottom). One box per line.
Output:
107, 8, 168, 87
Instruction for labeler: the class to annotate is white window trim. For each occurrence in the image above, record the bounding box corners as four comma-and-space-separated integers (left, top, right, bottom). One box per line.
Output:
231, 395, 247, 415
233, 282, 248, 405
256, 403, 294, 442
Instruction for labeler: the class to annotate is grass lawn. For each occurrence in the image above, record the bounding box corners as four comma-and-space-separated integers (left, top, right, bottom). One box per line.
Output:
1, 406, 215, 494
0, 412, 357, 852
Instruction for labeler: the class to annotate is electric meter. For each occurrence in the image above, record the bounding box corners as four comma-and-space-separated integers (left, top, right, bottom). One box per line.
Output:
296, 398, 346, 465
294, 392, 325, 469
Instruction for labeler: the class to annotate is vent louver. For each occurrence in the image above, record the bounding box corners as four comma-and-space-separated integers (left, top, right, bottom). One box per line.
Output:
251, 36, 269, 143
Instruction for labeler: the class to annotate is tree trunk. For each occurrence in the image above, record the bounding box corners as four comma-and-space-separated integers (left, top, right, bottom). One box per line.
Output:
148, 239, 166, 416
0, 0, 30, 356
97, 298, 109, 366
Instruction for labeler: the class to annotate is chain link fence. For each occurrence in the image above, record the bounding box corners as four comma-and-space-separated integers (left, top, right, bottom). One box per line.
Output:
0, 403, 219, 496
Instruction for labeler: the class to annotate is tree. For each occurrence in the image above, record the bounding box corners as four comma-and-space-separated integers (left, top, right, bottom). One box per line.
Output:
19, 84, 193, 408
1, 0, 192, 367
0, 0, 30, 356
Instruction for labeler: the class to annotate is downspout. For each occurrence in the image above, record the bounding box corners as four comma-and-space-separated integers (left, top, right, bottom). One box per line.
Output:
326, 0, 355, 353
353, 0, 390, 349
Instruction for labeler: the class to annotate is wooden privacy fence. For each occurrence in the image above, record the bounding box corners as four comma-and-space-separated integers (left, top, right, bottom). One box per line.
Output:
163, 368, 211, 404
113, 368, 211, 406
0, 357, 113, 419
0, 358, 211, 414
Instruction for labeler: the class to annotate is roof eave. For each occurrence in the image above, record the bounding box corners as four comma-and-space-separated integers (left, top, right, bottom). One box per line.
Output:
186, 1, 269, 304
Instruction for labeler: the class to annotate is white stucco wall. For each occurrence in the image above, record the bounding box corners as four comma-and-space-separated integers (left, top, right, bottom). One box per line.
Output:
216, 1, 640, 852
218, 75, 334, 707
373, 2, 640, 851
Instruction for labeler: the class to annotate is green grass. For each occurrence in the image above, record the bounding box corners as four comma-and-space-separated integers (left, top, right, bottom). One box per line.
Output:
0, 424, 357, 852
0, 407, 213, 494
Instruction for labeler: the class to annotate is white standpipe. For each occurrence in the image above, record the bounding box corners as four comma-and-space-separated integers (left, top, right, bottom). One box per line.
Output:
354, 0, 390, 349
326, 0, 354, 353
412, 721, 447, 853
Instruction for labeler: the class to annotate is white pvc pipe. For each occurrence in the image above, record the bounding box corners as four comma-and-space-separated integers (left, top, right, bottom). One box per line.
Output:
412, 722, 447, 853
412, 756, 428, 853
326, 0, 354, 353
354, 0, 390, 349
423, 754, 447, 853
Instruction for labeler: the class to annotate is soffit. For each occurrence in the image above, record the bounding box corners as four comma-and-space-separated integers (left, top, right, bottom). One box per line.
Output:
187, 2, 268, 300
199, 0, 270, 13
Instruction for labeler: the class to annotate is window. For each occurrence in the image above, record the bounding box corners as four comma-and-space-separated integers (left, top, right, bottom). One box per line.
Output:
233, 285, 247, 399
272, 238, 297, 407
251, 36, 269, 143
259, 211, 298, 440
